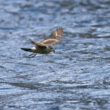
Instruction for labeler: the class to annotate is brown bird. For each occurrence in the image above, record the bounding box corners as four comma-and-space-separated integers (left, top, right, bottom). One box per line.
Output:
21, 28, 63, 55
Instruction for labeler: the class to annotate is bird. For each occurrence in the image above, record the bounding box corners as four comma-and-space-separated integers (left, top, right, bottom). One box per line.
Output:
21, 28, 63, 56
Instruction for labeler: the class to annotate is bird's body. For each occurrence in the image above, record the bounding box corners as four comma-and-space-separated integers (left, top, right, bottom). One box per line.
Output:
21, 45, 54, 54
21, 28, 63, 54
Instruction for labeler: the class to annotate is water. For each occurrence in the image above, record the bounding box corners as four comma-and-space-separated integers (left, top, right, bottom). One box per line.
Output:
0, 0, 110, 110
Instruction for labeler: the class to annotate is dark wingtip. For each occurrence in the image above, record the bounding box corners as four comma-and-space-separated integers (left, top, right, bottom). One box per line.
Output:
21, 48, 26, 50
21, 48, 32, 52
30, 39, 38, 45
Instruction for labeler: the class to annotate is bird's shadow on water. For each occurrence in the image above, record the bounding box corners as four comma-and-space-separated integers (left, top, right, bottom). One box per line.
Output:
21, 51, 63, 63
23, 53, 37, 58
23, 54, 54, 62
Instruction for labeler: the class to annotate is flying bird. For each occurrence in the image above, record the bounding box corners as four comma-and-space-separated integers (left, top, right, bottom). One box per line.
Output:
21, 28, 63, 55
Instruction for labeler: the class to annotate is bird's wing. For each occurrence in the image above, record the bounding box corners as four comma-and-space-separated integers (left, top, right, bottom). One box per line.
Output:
30, 40, 47, 49
40, 39, 59, 45
40, 27, 63, 45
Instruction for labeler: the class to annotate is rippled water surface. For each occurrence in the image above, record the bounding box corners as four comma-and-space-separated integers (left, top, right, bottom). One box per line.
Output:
1, 0, 110, 110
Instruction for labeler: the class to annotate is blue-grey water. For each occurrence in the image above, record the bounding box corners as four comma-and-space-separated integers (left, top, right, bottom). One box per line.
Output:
0, 0, 110, 110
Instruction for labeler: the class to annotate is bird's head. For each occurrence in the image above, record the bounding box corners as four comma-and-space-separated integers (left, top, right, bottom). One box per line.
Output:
48, 45, 55, 53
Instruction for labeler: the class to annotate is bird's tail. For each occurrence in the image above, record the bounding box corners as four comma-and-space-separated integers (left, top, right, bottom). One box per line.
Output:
21, 48, 33, 52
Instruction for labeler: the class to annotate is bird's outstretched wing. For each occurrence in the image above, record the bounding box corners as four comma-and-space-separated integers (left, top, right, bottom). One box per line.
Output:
30, 40, 47, 49
40, 28, 63, 45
